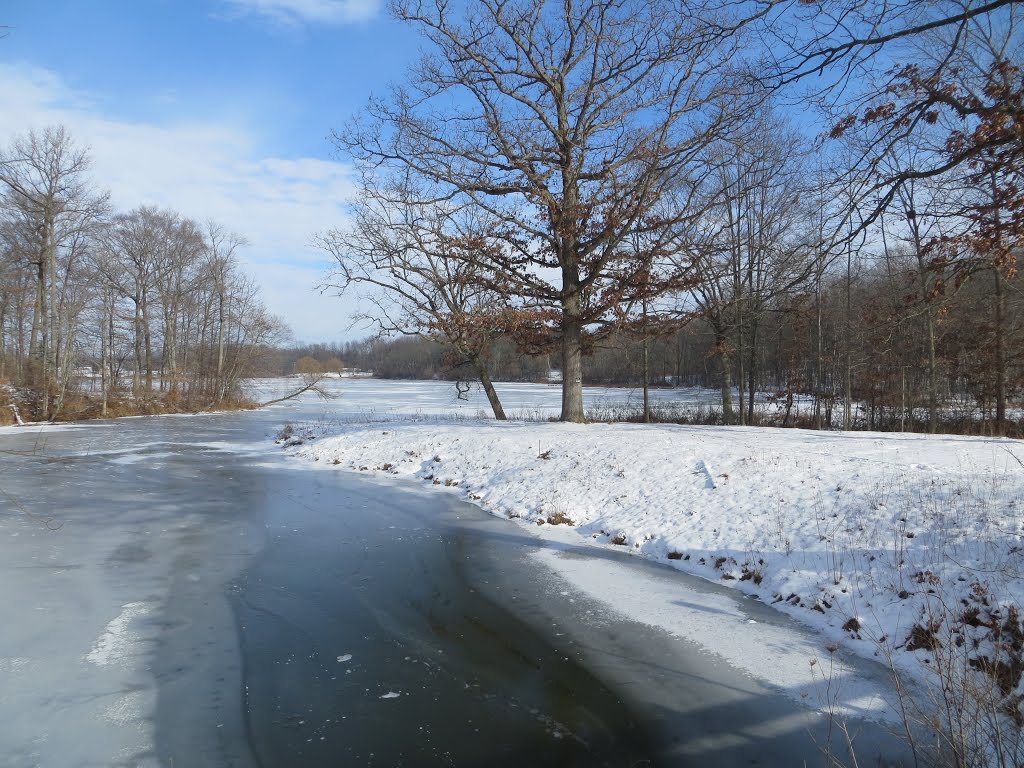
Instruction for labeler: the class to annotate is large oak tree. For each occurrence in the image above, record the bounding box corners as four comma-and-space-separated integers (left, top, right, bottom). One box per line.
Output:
335, 0, 758, 421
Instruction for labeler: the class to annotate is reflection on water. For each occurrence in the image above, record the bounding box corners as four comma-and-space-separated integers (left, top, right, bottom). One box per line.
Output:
0, 387, 911, 768
233, 476, 656, 767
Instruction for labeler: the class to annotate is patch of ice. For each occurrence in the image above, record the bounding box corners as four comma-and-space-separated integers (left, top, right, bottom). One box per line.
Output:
0, 657, 31, 674
85, 602, 151, 667
109, 452, 175, 465
101, 690, 148, 728
533, 547, 897, 722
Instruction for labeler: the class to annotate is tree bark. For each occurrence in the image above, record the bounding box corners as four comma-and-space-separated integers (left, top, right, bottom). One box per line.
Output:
993, 266, 1006, 432
814, 270, 824, 429
216, 275, 227, 402
746, 317, 759, 425
132, 296, 143, 397
476, 360, 507, 421
142, 286, 153, 394
843, 241, 853, 431
642, 333, 651, 424
100, 305, 108, 417
715, 326, 734, 425
736, 315, 746, 426
560, 257, 585, 422
560, 313, 585, 422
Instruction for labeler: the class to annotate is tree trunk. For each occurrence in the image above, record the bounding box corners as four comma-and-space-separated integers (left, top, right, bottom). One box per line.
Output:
720, 353, 733, 425
0, 296, 6, 383
843, 242, 853, 431
100, 307, 108, 417
559, 278, 585, 422
475, 359, 507, 421
642, 333, 651, 424
51, 331, 74, 421
814, 270, 823, 429
993, 266, 1006, 432
30, 253, 49, 418
132, 298, 143, 397
900, 366, 906, 432
746, 318, 759, 425
560, 315, 585, 422
166, 309, 178, 396
142, 286, 153, 394
924, 308, 938, 433
216, 282, 227, 402
736, 317, 746, 426
716, 326, 733, 425
47, 233, 57, 390
783, 388, 794, 427
29, 259, 44, 360
910, 218, 939, 434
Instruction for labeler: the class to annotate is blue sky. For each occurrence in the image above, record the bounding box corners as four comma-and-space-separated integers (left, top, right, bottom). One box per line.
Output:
1, 0, 419, 342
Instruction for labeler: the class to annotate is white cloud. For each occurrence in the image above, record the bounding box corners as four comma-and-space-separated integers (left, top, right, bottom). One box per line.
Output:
221, 0, 382, 26
0, 62, 360, 342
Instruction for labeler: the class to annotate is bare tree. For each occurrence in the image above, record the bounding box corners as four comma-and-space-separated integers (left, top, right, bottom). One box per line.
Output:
204, 222, 249, 403
814, 4, 1024, 432
768, 1, 1017, 86
770, 1, 1022, 246
48, 217, 101, 419
319, 175, 513, 419
0, 126, 108, 417
153, 212, 206, 397
97, 207, 165, 396
680, 110, 816, 423
878, 168, 959, 433
0, 128, 284, 421
336, 0, 759, 421
214, 274, 291, 399
0, 214, 36, 383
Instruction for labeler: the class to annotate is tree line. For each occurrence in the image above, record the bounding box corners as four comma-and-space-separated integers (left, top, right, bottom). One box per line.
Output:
319, 0, 1023, 433
270, 337, 552, 383
0, 126, 288, 422
299, 217, 1023, 438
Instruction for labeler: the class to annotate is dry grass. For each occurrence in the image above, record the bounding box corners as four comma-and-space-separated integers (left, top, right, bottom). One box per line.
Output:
545, 510, 574, 526
585, 400, 1024, 438
1, 388, 258, 424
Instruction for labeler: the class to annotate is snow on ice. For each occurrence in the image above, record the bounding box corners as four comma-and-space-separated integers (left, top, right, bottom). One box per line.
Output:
286, 416, 1024, 720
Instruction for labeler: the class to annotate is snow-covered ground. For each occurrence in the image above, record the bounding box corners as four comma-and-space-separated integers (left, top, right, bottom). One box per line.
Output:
282, 379, 1024, 745
248, 376, 797, 421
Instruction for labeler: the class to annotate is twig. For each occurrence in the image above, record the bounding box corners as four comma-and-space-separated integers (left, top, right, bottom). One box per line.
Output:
1004, 447, 1024, 470
0, 484, 64, 531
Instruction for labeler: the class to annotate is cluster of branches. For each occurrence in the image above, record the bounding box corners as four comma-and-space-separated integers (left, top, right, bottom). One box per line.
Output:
321, 216, 1023, 436
322, 0, 1022, 429
579, 249, 1023, 436
0, 126, 289, 421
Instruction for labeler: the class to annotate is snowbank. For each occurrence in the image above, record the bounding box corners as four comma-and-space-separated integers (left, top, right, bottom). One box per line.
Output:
285, 419, 1024, 727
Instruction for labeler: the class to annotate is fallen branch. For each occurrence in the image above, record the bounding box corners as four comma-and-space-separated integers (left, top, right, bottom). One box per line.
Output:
259, 373, 336, 407
0, 484, 63, 530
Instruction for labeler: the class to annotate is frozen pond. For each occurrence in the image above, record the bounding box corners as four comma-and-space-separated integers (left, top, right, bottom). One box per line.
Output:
0, 385, 909, 767
249, 377, 733, 421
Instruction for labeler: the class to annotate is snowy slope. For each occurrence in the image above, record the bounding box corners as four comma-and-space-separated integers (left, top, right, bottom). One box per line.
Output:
285, 417, 1024, 728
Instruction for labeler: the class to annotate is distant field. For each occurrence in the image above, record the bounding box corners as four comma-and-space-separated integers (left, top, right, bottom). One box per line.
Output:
246, 377, 787, 421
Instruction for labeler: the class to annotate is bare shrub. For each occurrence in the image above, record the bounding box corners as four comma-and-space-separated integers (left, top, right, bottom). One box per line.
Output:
545, 510, 574, 526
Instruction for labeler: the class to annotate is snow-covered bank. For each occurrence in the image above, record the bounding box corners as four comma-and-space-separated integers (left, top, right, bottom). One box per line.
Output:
285, 418, 1024, 732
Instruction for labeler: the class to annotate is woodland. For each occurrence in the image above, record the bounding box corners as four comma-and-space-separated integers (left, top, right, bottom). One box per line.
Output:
319, 0, 1024, 431
0, 127, 288, 423
2, 1, 1022, 433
